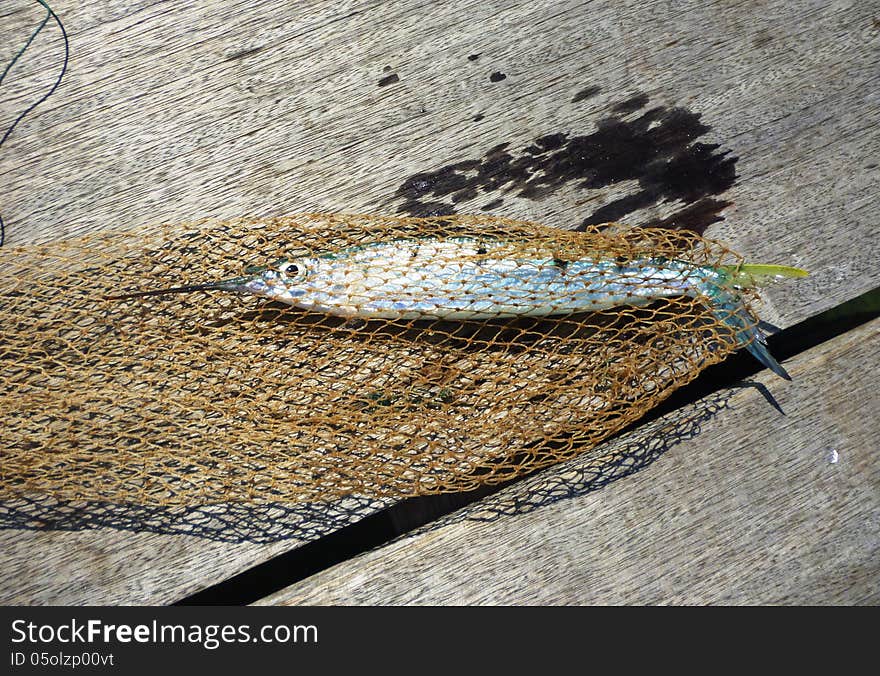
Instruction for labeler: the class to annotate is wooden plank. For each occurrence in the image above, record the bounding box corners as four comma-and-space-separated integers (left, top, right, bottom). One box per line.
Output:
260, 317, 880, 605
0, 531, 292, 606
0, 0, 878, 604
0, 498, 390, 605
2, 0, 878, 326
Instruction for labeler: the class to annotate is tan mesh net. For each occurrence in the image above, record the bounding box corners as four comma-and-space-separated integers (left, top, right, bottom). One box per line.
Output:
0, 214, 756, 512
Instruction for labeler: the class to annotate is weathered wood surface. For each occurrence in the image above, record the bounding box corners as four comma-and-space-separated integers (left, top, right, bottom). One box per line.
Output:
0, 531, 294, 606
0, 499, 388, 605
0, 0, 878, 604
261, 317, 880, 605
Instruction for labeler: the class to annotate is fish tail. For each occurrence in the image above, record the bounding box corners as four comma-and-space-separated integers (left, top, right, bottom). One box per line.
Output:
707, 263, 806, 378
745, 327, 791, 381
712, 293, 791, 380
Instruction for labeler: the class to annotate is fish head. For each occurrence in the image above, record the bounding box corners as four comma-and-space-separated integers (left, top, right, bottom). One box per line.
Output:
105, 256, 317, 302
237, 257, 313, 301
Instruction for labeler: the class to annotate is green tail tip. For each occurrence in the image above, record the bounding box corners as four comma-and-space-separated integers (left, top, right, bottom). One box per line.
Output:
723, 263, 809, 287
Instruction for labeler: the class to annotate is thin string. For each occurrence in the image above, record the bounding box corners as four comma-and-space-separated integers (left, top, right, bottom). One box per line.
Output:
0, 0, 69, 247
0, 11, 49, 86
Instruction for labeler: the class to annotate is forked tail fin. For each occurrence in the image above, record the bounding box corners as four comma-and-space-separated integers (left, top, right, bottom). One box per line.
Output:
712, 293, 791, 380
710, 263, 808, 379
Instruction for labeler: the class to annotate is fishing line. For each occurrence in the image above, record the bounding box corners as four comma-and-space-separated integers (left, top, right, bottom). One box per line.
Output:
0, 12, 49, 86
0, 0, 69, 247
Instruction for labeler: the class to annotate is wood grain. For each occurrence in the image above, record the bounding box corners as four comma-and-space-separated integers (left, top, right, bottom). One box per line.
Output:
260, 317, 880, 605
0, 0, 877, 604
0, 498, 391, 605
2, 0, 878, 325
0, 530, 293, 606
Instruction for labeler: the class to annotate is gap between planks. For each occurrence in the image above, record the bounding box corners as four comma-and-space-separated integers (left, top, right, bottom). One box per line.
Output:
256, 315, 880, 605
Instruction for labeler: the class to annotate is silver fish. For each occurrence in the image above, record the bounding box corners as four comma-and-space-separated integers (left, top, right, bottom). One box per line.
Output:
106, 236, 807, 379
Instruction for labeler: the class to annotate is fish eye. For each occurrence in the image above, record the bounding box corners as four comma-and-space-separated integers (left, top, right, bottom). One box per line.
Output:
280, 262, 300, 276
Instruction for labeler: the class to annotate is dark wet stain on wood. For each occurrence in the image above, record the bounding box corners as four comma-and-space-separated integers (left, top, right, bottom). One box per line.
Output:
396, 200, 457, 217
451, 187, 478, 202
572, 85, 601, 103
378, 73, 400, 87
392, 95, 737, 235
532, 133, 566, 151
468, 53, 481, 61
489, 71, 507, 82
612, 93, 650, 114
643, 197, 734, 233
473, 113, 485, 122
383, 65, 393, 72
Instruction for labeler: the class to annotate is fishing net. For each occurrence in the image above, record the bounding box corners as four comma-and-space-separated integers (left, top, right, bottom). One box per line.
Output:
0, 214, 756, 516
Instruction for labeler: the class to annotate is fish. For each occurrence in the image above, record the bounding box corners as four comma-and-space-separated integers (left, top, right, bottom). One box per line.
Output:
105, 236, 808, 379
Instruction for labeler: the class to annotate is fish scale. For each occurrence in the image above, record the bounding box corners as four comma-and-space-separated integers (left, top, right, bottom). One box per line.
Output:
257, 238, 697, 319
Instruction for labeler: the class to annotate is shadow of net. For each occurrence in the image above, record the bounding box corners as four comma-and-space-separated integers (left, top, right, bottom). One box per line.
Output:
0, 385, 740, 544
424, 385, 743, 531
